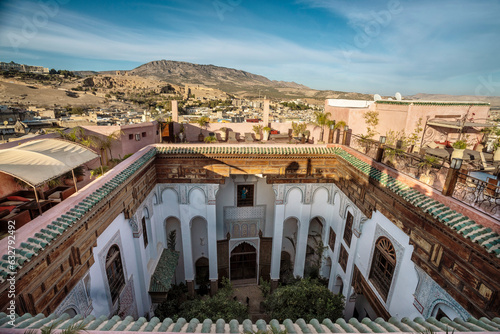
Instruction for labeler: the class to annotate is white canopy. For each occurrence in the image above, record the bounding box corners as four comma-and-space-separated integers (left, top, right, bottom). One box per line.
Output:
0, 139, 99, 187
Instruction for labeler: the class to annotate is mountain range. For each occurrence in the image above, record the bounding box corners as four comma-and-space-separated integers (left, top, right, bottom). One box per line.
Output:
124, 60, 375, 102
71, 59, 500, 106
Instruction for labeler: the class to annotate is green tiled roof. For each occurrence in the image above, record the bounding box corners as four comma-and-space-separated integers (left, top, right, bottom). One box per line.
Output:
375, 100, 490, 106
0, 148, 157, 283
332, 147, 500, 258
149, 248, 179, 293
1, 312, 499, 333
156, 146, 338, 156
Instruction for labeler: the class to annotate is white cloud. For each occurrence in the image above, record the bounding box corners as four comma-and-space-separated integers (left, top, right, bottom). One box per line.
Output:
1, 0, 499, 96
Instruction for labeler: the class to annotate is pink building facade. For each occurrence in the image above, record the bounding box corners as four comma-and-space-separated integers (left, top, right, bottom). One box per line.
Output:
325, 99, 491, 148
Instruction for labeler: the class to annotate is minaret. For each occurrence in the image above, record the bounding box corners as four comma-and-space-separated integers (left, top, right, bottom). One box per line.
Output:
263, 99, 270, 127
171, 100, 179, 122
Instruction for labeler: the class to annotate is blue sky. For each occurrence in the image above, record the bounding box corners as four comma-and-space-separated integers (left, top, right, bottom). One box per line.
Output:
0, 0, 499, 96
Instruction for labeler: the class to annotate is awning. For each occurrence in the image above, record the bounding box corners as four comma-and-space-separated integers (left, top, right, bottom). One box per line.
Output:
149, 248, 179, 294
0, 139, 99, 187
427, 119, 494, 130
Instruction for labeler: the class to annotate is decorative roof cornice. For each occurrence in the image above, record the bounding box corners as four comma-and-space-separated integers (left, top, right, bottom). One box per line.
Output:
375, 100, 490, 106
0, 312, 499, 333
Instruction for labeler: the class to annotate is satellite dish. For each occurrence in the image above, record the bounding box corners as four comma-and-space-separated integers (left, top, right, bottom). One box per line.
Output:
395, 92, 402, 101
374, 94, 382, 101
388, 98, 393, 101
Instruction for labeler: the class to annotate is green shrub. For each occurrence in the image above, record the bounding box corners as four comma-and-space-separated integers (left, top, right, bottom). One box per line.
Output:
177, 278, 248, 322
264, 278, 344, 322
452, 140, 467, 149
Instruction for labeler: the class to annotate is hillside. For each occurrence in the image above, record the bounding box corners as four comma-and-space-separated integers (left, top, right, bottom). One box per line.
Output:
128, 60, 374, 102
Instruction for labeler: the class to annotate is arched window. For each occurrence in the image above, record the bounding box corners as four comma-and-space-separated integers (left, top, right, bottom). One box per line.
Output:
369, 237, 396, 301
142, 208, 149, 248
106, 245, 125, 304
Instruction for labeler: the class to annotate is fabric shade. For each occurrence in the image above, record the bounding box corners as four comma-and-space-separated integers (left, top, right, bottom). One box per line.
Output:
0, 139, 99, 187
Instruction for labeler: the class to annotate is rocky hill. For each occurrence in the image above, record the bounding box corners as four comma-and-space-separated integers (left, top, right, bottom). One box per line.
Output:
128, 60, 374, 102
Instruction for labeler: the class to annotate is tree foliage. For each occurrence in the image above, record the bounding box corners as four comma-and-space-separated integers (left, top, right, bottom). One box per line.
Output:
280, 101, 309, 110
312, 111, 332, 142
178, 278, 248, 322
264, 278, 344, 322
363, 110, 379, 138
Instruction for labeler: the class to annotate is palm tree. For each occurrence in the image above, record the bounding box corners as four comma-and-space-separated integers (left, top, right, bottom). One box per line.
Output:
312, 111, 331, 143
87, 130, 124, 166
57, 127, 85, 142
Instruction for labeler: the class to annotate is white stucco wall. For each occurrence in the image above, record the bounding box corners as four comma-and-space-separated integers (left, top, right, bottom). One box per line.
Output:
73, 177, 461, 322
352, 210, 420, 319
88, 213, 150, 318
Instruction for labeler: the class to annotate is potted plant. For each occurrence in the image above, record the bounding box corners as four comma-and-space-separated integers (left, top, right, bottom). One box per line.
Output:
219, 127, 228, 141
253, 125, 263, 140
196, 116, 209, 142
303, 129, 310, 143
204, 135, 217, 143
451, 140, 467, 160
418, 155, 439, 185
262, 126, 271, 141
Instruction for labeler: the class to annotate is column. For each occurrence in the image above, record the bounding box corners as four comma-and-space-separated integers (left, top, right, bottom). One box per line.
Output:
293, 205, 311, 277
206, 200, 218, 295
343, 233, 360, 319
179, 204, 194, 295
132, 236, 149, 316
270, 204, 285, 281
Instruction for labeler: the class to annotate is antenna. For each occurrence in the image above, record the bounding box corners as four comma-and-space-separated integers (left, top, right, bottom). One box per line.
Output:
395, 92, 402, 101
374, 94, 382, 101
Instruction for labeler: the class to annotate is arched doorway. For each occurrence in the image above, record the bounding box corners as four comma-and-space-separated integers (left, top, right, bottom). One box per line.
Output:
195, 257, 210, 294
165, 216, 184, 284
305, 217, 324, 277
230, 242, 257, 281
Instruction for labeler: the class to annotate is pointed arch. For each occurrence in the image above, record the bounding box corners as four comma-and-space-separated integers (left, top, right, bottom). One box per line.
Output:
285, 186, 304, 204
312, 186, 329, 203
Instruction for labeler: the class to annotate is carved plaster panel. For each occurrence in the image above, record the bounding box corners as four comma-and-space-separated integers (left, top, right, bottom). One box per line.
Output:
54, 274, 93, 317
158, 183, 219, 205
276, 183, 336, 205
128, 216, 140, 238
413, 266, 470, 320
116, 276, 138, 319
273, 184, 285, 205
224, 205, 266, 237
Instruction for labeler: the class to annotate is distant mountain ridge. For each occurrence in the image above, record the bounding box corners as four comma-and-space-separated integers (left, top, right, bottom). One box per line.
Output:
127, 60, 375, 101
129, 60, 308, 89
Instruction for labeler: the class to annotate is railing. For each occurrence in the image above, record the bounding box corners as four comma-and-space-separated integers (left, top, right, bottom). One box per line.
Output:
348, 135, 448, 192
380, 146, 448, 192
344, 132, 500, 219
452, 171, 500, 216
349, 134, 382, 160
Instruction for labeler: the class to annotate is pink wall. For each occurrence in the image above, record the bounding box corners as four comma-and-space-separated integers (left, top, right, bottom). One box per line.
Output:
173, 122, 325, 143
326, 102, 490, 146
82, 122, 160, 161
